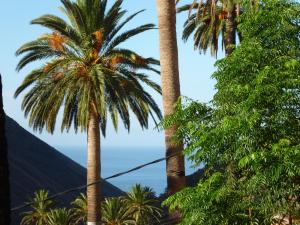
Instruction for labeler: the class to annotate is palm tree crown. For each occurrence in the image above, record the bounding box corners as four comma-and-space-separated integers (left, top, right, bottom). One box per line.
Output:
46, 208, 74, 225
21, 190, 55, 225
102, 197, 134, 225
71, 193, 87, 224
125, 184, 162, 225
177, 0, 240, 57
15, 0, 162, 134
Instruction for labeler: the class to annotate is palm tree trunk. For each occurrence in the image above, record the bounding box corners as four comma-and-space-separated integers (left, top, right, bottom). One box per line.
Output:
225, 9, 236, 55
0, 74, 11, 225
156, 0, 186, 196
87, 111, 101, 225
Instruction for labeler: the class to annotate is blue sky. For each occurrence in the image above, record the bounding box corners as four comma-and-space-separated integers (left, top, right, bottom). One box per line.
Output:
0, 0, 219, 148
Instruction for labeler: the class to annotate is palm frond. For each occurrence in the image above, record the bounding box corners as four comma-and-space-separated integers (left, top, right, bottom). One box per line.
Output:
16, 0, 162, 135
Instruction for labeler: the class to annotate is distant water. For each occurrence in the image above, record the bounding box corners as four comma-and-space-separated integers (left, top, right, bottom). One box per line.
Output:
56, 146, 198, 195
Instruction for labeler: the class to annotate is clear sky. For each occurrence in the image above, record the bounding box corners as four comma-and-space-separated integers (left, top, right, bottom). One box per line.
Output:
0, 0, 219, 148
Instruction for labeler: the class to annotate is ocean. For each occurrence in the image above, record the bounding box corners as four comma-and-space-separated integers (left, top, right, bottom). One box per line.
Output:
57, 146, 198, 195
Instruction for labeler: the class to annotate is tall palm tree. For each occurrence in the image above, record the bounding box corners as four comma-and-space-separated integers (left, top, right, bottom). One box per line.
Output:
15, 0, 162, 224
0, 74, 10, 225
156, 0, 186, 198
21, 190, 55, 225
177, 0, 241, 56
46, 208, 75, 225
71, 193, 87, 225
101, 197, 134, 225
124, 184, 162, 225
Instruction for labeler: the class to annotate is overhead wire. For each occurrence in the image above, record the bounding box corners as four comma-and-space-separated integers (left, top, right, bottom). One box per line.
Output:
10, 151, 183, 212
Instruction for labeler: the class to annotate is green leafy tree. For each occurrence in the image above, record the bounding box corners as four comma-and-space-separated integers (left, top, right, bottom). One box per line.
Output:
71, 193, 87, 224
125, 184, 162, 225
163, 0, 300, 224
46, 208, 75, 225
15, 0, 162, 224
101, 197, 134, 225
21, 190, 56, 225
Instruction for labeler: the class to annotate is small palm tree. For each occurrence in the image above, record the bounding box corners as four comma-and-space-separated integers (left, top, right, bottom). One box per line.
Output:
124, 184, 162, 225
21, 190, 55, 225
102, 197, 134, 225
71, 193, 87, 224
15, 0, 162, 223
46, 208, 74, 225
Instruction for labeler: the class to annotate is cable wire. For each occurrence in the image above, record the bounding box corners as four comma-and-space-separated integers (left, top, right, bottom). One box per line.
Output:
11, 151, 182, 212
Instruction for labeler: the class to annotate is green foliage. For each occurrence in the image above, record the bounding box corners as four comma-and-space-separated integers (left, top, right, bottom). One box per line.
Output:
160, 97, 213, 166
124, 184, 162, 225
21, 185, 162, 225
20, 190, 56, 225
71, 193, 87, 224
101, 184, 162, 225
101, 197, 134, 225
163, 0, 300, 224
15, 0, 162, 135
46, 208, 74, 225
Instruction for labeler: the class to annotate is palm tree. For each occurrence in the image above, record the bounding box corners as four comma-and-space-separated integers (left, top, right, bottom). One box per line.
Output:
156, 0, 186, 198
46, 208, 75, 225
21, 190, 55, 225
0, 74, 11, 225
71, 193, 87, 224
102, 197, 134, 225
124, 184, 162, 225
15, 0, 162, 224
177, 0, 241, 56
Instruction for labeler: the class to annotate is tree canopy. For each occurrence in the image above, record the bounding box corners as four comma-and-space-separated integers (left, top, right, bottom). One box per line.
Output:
163, 0, 300, 224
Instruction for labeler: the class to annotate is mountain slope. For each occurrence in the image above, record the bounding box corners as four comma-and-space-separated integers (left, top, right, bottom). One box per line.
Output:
6, 116, 123, 224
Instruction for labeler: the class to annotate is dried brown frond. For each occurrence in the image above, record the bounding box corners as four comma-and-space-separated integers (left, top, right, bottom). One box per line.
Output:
91, 49, 99, 61
94, 29, 104, 51
48, 32, 65, 51
44, 64, 52, 73
77, 66, 88, 77
52, 72, 64, 81
219, 10, 227, 20
110, 57, 124, 67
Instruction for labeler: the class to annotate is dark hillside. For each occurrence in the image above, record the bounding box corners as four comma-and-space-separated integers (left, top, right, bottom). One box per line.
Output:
0, 75, 10, 225
6, 116, 123, 224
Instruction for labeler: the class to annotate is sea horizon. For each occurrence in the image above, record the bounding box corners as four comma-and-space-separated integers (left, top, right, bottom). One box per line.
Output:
55, 145, 198, 195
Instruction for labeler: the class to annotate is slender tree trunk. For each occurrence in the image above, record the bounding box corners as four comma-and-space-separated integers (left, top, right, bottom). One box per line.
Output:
87, 112, 101, 225
0, 75, 11, 225
288, 215, 293, 225
225, 9, 236, 55
156, 0, 186, 196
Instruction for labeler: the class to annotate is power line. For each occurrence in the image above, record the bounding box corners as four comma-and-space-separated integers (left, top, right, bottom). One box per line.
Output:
11, 151, 183, 212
